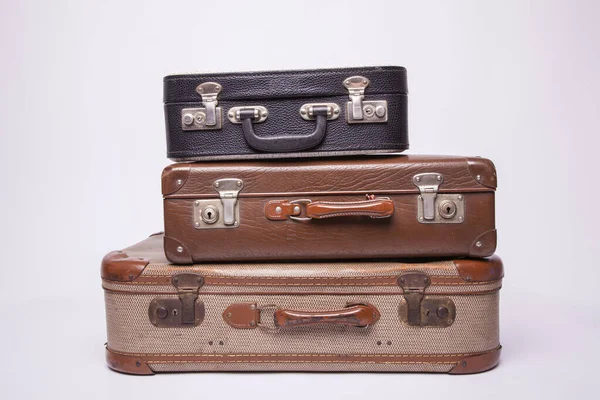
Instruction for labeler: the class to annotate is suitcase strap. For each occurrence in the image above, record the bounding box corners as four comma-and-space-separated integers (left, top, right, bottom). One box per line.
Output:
265, 197, 394, 221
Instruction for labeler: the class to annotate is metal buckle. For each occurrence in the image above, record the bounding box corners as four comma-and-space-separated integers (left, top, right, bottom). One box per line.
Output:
227, 106, 268, 123
299, 103, 340, 120
181, 82, 223, 130
343, 76, 388, 124
288, 199, 313, 221
256, 304, 281, 332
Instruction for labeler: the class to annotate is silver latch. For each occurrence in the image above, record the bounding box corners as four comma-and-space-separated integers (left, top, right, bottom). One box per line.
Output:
413, 173, 443, 221
343, 76, 388, 124
214, 179, 244, 226
181, 82, 223, 130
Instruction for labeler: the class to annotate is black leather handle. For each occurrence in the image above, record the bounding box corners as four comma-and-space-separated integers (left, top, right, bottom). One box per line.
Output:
239, 106, 329, 152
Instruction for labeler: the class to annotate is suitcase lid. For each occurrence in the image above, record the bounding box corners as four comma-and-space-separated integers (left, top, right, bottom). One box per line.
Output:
162, 155, 497, 198
163, 66, 407, 103
101, 233, 504, 285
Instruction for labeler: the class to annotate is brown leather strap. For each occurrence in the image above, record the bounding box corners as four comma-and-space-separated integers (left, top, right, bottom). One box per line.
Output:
265, 198, 394, 220
275, 303, 380, 328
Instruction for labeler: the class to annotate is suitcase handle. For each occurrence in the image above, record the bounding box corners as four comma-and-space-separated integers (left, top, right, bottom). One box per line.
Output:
265, 197, 395, 221
274, 303, 380, 328
238, 106, 330, 152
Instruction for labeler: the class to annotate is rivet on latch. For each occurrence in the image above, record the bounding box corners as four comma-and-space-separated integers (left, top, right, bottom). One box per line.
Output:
157, 307, 168, 319
275, 206, 282, 214
293, 206, 301, 214
437, 306, 449, 318
182, 114, 194, 125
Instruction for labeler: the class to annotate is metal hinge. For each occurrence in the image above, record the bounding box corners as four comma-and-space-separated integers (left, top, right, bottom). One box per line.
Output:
148, 273, 205, 327
397, 272, 455, 327
181, 82, 223, 130
343, 76, 388, 124
413, 173, 465, 223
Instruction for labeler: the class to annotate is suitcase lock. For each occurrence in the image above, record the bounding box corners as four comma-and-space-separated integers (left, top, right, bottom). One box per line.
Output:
343, 76, 388, 124
413, 173, 465, 224
397, 272, 455, 327
181, 82, 223, 131
193, 179, 244, 229
148, 273, 205, 327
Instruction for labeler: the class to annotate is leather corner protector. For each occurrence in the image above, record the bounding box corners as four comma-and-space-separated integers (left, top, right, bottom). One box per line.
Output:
161, 164, 191, 196
468, 229, 497, 258
449, 346, 501, 374
163, 236, 193, 264
105, 347, 154, 375
101, 250, 149, 282
454, 255, 504, 282
467, 157, 497, 189
223, 303, 260, 329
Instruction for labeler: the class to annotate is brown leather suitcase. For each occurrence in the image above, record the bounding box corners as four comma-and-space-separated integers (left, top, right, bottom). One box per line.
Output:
102, 233, 503, 374
162, 155, 497, 263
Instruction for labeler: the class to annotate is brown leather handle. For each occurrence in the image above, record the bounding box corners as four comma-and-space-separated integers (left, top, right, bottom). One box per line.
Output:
274, 303, 380, 328
265, 198, 394, 221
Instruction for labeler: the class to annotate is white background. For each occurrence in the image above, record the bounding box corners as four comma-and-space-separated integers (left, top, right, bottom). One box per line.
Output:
1, 0, 598, 398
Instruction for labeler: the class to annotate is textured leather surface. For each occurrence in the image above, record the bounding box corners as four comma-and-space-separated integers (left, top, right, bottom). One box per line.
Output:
162, 155, 497, 196
162, 156, 496, 263
164, 66, 408, 160
164, 66, 407, 102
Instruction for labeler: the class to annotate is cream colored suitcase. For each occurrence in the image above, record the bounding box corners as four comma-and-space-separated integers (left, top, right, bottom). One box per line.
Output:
102, 233, 503, 375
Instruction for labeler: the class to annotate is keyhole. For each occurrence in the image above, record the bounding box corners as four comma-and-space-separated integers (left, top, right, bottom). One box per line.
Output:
446, 206, 451, 214
207, 211, 212, 218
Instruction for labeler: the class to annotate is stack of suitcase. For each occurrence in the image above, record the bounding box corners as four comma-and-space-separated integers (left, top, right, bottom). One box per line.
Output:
101, 67, 502, 375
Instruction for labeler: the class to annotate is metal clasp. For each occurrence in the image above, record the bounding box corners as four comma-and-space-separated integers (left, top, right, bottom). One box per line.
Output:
227, 106, 268, 123
413, 173, 443, 221
181, 82, 223, 130
343, 76, 388, 124
148, 273, 205, 327
288, 199, 313, 221
214, 179, 244, 226
397, 272, 455, 327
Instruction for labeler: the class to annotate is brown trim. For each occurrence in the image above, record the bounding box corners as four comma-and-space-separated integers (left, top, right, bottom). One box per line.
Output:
107, 346, 501, 367
100, 251, 150, 282
468, 229, 497, 258
454, 255, 504, 282
161, 164, 191, 196
105, 346, 154, 375
102, 286, 502, 297
449, 346, 501, 374
105, 275, 490, 287
467, 157, 497, 189
163, 236, 193, 264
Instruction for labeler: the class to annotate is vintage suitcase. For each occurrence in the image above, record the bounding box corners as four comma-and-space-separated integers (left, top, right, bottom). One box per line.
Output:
102, 233, 503, 375
164, 66, 408, 160
162, 155, 497, 264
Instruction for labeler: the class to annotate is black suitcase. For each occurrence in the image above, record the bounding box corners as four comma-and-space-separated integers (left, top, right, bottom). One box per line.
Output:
163, 66, 408, 160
